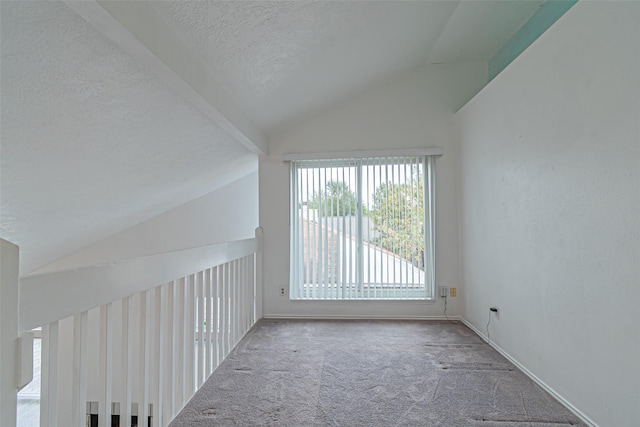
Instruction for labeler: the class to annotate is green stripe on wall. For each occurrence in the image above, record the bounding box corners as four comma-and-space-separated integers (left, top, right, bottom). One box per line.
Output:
489, 0, 578, 81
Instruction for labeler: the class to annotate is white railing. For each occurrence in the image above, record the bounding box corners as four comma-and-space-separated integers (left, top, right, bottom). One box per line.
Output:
2, 228, 263, 427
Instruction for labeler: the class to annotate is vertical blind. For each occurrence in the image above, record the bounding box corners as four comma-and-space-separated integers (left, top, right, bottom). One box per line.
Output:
289, 156, 436, 300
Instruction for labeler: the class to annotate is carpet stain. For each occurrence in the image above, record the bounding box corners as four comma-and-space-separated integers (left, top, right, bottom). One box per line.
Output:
424, 343, 476, 348
438, 361, 516, 371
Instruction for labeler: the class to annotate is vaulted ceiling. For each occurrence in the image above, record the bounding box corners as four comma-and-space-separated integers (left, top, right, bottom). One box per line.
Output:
1, 0, 548, 273
146, 0, 543, 133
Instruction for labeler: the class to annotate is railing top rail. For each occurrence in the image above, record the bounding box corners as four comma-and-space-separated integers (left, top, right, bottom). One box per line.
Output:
19, 235, 261, 333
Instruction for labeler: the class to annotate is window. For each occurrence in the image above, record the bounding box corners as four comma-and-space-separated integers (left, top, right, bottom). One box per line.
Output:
289, 154, 436, 300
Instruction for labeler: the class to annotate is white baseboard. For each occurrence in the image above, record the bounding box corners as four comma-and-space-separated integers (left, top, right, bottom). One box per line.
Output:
459, 317, 598, 427
263, 314, 462, 321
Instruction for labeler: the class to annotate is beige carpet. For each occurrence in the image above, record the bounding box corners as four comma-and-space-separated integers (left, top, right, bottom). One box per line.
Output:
170, 319, 585, 426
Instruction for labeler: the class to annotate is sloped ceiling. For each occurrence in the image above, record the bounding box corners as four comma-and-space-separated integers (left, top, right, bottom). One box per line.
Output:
149, 0, 543, 134
0, 1, 256, 272
1, 0, 544, 273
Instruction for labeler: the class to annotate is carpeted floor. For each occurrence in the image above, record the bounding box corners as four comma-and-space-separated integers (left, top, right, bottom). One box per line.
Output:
170, 319, 586, 426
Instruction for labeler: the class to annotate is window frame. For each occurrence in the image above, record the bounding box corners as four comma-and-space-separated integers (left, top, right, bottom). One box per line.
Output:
288, 152, 438, 301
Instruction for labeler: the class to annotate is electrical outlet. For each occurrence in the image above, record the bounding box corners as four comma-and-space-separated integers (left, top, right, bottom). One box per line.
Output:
490, 307, 499, 319
439, 286, 448, 297
279, 287, 286, 296
450, 288, 457, 297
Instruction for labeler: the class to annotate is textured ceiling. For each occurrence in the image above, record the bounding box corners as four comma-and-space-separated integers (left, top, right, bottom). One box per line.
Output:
0, 1, 256, 273
0, 0, 544, 273
149, 0, 542, 134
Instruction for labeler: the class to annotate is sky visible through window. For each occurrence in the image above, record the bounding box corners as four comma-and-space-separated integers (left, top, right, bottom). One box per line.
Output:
295, 162, 417, 210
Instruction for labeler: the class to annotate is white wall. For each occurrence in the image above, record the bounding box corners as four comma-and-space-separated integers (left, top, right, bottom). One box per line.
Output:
0, 240, 19, 426
261, 62, 487, 318
36, 171, 259, 272
457, 2, 640, 426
